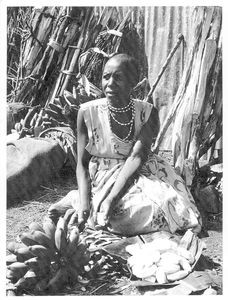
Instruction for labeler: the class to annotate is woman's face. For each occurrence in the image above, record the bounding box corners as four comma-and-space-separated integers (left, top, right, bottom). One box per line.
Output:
102, 57, 132, 106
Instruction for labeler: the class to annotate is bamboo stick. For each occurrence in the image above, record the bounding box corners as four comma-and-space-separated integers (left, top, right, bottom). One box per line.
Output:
58, 8, 94, 96
23, 7, 57, 76
145, 34, 184, 103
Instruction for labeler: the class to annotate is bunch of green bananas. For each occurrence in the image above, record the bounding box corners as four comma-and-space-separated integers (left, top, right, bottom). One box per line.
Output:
6, 209, 91, 295
15, 90, 81, 138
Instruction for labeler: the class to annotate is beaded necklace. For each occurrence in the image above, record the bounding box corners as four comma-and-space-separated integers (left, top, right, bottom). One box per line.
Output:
107, 99, 135, 141
108, 99, 133, 112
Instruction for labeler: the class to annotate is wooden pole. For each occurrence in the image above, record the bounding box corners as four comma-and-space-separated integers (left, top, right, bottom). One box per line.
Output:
58, 8, 94, 96
145, 34, 184, 103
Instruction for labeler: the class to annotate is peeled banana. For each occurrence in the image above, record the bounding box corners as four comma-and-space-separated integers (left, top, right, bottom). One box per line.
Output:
127, 229, 202, 284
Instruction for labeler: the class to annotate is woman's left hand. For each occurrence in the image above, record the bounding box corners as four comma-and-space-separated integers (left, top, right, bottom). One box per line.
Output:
94, 196, 114, 226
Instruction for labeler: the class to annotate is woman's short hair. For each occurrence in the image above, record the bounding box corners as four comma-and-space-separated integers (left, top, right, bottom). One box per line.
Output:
105, 53, 140, 87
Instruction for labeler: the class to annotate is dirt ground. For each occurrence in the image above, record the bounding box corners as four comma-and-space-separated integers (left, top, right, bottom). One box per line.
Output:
6, 167, 223, 295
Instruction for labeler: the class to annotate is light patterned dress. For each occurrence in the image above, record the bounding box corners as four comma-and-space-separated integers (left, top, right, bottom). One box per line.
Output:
79, 98, 202, 236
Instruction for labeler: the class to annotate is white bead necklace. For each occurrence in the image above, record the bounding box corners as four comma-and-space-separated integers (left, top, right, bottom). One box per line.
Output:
109, 109, 135, 126
107, 99, 135, 141
108, 99, 133, 112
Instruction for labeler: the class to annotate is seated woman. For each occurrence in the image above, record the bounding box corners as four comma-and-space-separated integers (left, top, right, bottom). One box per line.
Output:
48, 53, 202, 236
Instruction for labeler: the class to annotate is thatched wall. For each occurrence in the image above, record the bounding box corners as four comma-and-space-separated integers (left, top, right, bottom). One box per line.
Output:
7, 6, 222, 161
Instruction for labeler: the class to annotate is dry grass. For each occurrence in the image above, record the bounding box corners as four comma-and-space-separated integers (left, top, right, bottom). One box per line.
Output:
6, 167, 76, 244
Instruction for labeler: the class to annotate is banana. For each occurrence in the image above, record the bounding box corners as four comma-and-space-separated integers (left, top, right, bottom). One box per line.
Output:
43, 217, 56, 242
7, 241, 27, 254
68, 211, 78, 229
6, 254, 17, 265
8, 261, 28, 272
30, 230, 55, 250
127, 255, 143, 268
179, 229, 194, 250
179, 257, 192, 273
28, 245, 52, 259
155, 267, 168, 284
159, 252, 181, 265
188, 234, 198, 260
24, 256, 49, 270
29, 222, 45, 233
158, 263, 181, 275
63, 208, 76, 225
14, 276, 38, 290
56, 216, 68, 236
177, 247, 194, 264
14, 246, 35, 262
6, 268, 14, 280
46, 267, 68, 293
145, 238, 178, 253
55, 227, 68, 255
131, 263, 158, 279
19, 232, 38, 247
166, 269, 190, 282
144, 275, 156, 283
6, 268, 25, 283
24, 269, 38, 278
7, 262, 28, 279
67, 226, 80, 256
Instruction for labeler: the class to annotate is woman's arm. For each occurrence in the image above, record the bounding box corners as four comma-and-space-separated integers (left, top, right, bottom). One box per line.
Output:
98, 106, 160, 224
76, 108, 91, 224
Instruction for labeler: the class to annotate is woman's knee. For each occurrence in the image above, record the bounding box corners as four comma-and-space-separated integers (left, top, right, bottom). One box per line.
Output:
48, 190, 78, 217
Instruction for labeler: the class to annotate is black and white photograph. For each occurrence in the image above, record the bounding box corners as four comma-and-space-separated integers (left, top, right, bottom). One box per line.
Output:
2, 1, 224, 296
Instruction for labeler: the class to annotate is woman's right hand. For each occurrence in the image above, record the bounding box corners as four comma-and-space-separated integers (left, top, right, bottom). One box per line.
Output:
77, 202, 90, 230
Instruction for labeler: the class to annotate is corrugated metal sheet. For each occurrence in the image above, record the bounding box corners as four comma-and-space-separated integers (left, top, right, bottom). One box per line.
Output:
143, 6, 194, 149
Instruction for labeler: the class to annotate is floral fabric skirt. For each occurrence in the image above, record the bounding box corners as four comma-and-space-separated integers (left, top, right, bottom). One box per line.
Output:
89, 153, 202, 236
